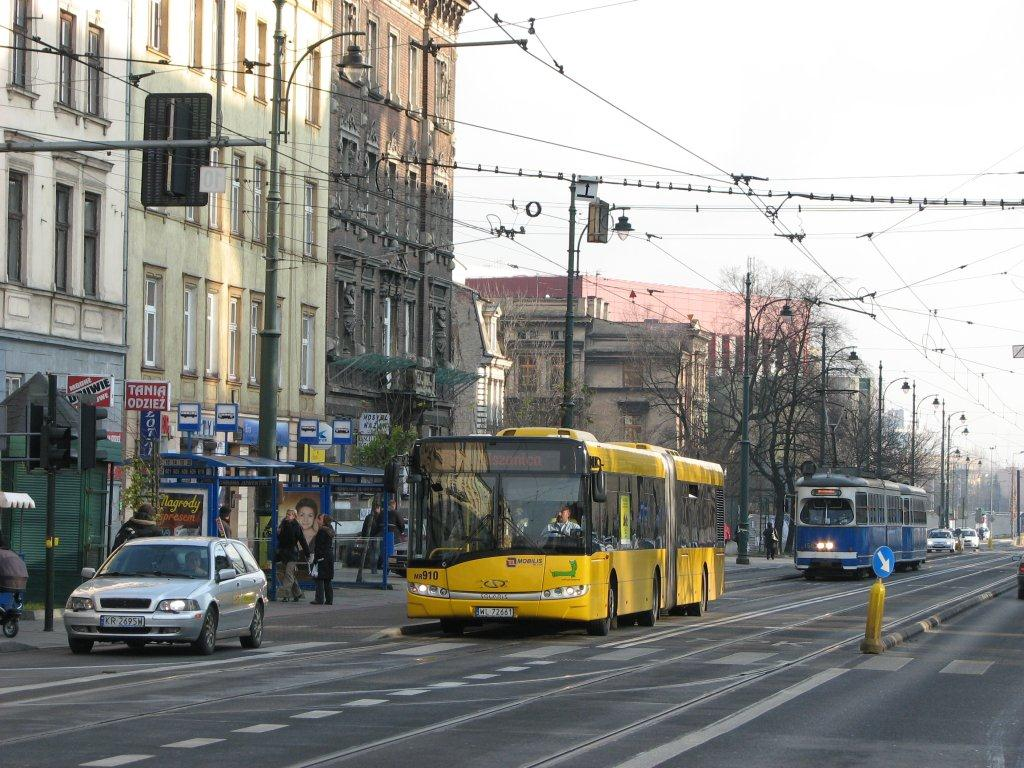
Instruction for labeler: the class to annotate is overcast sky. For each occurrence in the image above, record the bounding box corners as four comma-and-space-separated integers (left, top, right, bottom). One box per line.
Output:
450, 0, 1024, 468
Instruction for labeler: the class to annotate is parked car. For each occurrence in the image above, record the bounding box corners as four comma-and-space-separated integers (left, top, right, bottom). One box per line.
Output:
959, 528, 981, 551
926, 528, 956, 553
63, 537, 267, 655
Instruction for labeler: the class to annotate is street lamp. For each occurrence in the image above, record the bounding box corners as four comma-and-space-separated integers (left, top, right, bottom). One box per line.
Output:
939, 405, 967, 528
909, 387, 939, 485
875, 362, 910, 479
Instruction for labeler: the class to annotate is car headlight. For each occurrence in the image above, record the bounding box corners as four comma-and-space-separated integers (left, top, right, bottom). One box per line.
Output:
407, 583, 448, 597
156, 599, 200, 613
542, 584, 590, 599
66, 596, 94, 612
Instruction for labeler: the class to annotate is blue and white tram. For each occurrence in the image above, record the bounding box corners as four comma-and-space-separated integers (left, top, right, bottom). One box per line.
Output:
794, 471, 928, 577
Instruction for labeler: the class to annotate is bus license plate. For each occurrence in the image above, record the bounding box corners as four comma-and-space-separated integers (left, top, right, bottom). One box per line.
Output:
475, 607, 515, 619
99, 615, 145, 628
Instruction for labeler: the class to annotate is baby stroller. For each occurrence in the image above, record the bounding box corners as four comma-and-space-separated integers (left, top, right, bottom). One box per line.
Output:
0, 547, 28, 638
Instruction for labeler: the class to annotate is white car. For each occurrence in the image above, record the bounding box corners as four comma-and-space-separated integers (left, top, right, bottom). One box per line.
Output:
926, 529, 955, 553
959, 529, 981, 551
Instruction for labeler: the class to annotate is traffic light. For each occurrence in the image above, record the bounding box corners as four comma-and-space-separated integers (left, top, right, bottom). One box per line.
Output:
587, 199, 610, 243
27, 403, 44, 472
141, 92, 213, 207
42, 420, 77, 471
79, 401, 108, 471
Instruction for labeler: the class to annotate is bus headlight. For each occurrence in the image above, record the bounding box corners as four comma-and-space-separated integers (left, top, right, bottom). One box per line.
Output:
408, 582, 448, 598
542, 585, 589, 599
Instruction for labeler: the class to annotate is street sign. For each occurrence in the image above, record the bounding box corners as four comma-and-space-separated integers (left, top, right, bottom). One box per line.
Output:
66, 375, 113, 408
139, 409, 161, 441
125, 380, 170, 411
574, 175, 599, 200
1013, 345, 1024, 359
872, 546, 896, 579
297, 418, 319, 445
359, 412, 390, 436
317, 421, 332, 447
177, 402, 201, 433
333, 419, 353, 445
213, 403, 238, 432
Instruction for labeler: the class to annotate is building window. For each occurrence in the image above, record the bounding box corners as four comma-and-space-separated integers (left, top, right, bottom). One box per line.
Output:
227, 296, 240, 380
185, 204, 196, 223
623, 361, 642, 388
306, 48, 320, 124
86, 26, 103, 116
144, 276, 161, 367
54, 184, 71, 293
382, 297, 392, 356
4, 374, 22, 399
300, 310, 314, 391
303, 181, 315, 257
387, 31, 399, 98
182, 284, 197, 373
403, 300, 413, 356
623, 413, 642, 442
83, 193, 100, 297
208, 148, 221, 229
252, 162, 264, 241
6, 171, 25, 283
190, 0, 203, 68
230, 153, 243, 235
249, 299, 262, 383
518, 355, 537, 393
149, 0, 168, 53
205, 290, 219, 376
434, 57, 451, 129
408, 42, 420, 111
58, 12, 75, 107
234, 8, 246, 90
255, 20, 267, 100
365, 16, 378, 87
362, 289, 373, 351
11, 0, 30, 89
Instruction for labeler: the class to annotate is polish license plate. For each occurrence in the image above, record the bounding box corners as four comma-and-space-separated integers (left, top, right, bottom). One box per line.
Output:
99, 615, 145, 628
474, 607, 515, 619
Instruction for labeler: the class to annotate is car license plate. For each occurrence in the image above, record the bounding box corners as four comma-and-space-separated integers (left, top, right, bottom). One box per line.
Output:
475, 607, 515, 619
99, 615, 145, 628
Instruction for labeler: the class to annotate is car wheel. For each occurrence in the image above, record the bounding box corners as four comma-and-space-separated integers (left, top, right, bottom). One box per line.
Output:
68, 637, 93, 654
637, 574, 660, 627
240, 603, 264, 649
191, 608, 218, 656
2, 619, 18, 638
587, 582, 617, 636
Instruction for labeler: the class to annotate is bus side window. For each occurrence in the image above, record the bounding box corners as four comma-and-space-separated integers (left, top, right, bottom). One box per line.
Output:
855, 492, 868, 525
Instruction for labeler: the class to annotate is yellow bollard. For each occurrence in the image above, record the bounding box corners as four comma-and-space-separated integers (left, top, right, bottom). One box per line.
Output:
989, 536, 994, 551
859, 578, 887, 654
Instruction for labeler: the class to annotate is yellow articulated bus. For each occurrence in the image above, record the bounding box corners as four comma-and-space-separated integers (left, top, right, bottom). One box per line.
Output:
405, 428, 726, 636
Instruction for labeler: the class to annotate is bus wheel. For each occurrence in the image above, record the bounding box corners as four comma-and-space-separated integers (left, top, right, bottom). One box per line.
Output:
687, 571, 709, 617
440, 619, 465, 636
637, 575, 660, 627
587, 584, 617, 636
803, 571, 816, 580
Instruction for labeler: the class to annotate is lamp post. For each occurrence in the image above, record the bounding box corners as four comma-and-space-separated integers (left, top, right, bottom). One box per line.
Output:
257, 4, 370, 462
560, 197, 632, 428
910, 388, 939, 485
939, 408, 967, 527
875, 362, 910, 478
736, 267, 753, 565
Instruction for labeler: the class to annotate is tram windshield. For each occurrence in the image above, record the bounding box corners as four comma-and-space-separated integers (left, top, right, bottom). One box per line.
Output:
799, 498, 854, 526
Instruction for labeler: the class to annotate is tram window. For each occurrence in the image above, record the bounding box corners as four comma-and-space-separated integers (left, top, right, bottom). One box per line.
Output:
800, 498, 854, 526
855, 492, 868, 525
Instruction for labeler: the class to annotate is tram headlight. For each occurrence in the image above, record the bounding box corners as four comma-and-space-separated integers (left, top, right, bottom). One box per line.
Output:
815, 542, 826, 551
825, 541, 835, 551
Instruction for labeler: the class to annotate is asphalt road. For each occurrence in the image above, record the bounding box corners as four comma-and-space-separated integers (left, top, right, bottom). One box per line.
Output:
1, 550, 1018, 768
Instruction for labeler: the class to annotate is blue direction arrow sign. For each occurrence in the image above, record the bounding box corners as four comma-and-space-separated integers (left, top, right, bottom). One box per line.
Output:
872, 546, 896, 579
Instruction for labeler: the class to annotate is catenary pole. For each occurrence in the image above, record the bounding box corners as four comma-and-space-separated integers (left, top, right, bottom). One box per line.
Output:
736, 267, 752, 565
560, 179, 578, 429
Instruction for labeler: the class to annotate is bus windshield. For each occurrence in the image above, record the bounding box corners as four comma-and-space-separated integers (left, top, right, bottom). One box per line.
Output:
799, 498, 854, 526
415, 472, 585, 564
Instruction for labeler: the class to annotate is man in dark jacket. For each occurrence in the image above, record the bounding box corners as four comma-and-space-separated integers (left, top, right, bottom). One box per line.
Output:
311, 514, 335, 605
112, 503, 162, 549
276, 509, 310, 602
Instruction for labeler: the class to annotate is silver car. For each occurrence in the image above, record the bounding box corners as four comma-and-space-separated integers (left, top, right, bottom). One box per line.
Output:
63, 537, 267, 655
959, 529, 981, 551
926, 529, 955, 552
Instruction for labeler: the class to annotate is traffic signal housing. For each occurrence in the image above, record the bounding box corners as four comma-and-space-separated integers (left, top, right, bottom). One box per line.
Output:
79, 401, 108, 471
27, 403, 44, 472
43, 420, 76, 471
141, 92, 213, 207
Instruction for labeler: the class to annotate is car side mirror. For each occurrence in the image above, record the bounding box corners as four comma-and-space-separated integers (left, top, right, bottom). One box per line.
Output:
217, 568, 237, 582
80, 567, 96, 580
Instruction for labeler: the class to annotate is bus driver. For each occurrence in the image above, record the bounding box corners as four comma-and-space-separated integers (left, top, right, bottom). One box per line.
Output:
546, 506, 582, 537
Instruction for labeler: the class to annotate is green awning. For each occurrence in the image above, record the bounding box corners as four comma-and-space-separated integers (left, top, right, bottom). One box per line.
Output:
435, 367, 479, 388
331, 354, 417, 376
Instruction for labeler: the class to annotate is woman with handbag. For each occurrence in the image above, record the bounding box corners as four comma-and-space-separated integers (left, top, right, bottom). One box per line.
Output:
310, 514, 335, 605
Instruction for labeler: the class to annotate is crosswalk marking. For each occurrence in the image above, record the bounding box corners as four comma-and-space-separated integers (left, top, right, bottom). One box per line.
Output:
391, 689, 429, 696
162, 738, 225, 748
233, 724, 288, 733
430, 681, 466, 688
707, 652, 776, 665
385, 642, 473, 656
940, 660, 993, 675
465, 673, 498, 680
504, 645, 570, 659
527, 660, 556, 666
857, 655, 913, 671
592, 648, 660, 661
496, 666, 529, 672
81, 757, 153, 768
344, 699, 387, 706
291, 710, 340, 719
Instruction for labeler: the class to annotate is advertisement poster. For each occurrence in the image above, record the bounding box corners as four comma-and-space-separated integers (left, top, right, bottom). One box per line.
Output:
280, 490, 322, 555
157, 489, 207, 536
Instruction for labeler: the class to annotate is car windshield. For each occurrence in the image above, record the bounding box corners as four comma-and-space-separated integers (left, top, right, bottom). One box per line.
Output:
98, 544, 210, 579
799, 498, 853, 526
928, 530, 951, 538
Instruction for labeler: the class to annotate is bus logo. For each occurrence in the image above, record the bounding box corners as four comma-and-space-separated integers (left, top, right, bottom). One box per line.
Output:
506, 557, 517, 568
551, 560, 578, 578
483, 579, 507, 589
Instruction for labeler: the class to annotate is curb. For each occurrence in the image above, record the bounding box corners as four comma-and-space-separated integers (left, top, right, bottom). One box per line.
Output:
874, 578, 1016, 652
400, 621, 442, 636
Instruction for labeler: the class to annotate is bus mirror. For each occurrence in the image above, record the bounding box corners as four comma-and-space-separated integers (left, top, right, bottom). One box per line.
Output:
592, 470, 607, 503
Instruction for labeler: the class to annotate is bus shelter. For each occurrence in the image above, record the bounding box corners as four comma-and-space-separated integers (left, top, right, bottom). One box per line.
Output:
287, 462, 394, 589
159, 453, 291, 597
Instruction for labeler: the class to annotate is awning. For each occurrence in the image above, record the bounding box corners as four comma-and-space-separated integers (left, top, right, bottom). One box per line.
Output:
331, 354, 417, 376
435, 366, 479, 389
0, 492, 36, 509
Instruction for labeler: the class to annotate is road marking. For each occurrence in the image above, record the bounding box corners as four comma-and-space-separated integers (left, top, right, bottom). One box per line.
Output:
429, 682, 465, 688
292, 710, 340, 719
496, 666, 529, 672
707, 652, 776, 665
233, 724, 288, 733
261, 642, 340, 653
391, 689, 429, 696
162, 738, 225, 748
614, 668, 848, 768
384, 642, 473, 656
81, 756, 153, 767
940, 660, 993, 675
504, 645, 570, 659
857, 655, 913, 671
345, 698, 387, 706
592, 648, 660, 661
464, 673, 498, 680
527, 660, 556, 666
